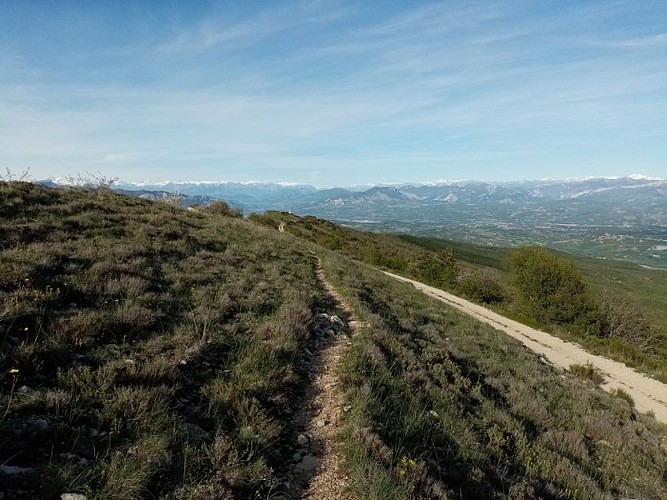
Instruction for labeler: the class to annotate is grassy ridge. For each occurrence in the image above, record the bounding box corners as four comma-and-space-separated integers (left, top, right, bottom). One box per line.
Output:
0, 182, 330, 498
321, 253, 667, 499
2, 184, 666, 499
397, 234, 510, 270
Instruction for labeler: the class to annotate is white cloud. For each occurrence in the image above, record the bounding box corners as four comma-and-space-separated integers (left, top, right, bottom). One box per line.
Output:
1, 1, 665, 183
157, 1, 352, 54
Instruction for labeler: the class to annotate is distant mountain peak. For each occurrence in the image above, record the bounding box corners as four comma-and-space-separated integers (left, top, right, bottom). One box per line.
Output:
628, 173, 660, 181
38, 175, 666, 213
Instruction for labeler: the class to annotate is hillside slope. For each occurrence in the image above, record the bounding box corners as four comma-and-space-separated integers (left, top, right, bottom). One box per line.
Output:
1, 183, 666, 499
322, 254, 667, 499
382, 270, 667, 422
255, 212, 667, 383
0, 182, 344, 498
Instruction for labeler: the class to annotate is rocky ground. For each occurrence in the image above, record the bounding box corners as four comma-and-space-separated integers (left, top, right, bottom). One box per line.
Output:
282, 261, 361, 500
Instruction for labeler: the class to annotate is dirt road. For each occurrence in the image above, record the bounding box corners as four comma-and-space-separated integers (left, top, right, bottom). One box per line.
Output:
383, 270, 667, 423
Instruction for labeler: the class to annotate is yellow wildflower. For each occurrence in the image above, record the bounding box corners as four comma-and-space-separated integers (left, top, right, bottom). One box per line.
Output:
9, 368, 19, 374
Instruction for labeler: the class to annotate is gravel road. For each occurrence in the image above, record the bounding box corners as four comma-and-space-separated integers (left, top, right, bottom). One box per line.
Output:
383, 270, 667, 423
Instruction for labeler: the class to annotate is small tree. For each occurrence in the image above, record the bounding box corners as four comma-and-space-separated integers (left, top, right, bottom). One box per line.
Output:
411, 249, 459, 289
508, 247, 600, 334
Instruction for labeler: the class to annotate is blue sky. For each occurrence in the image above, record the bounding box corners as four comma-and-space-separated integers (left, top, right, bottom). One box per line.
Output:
1, 1, 665, 186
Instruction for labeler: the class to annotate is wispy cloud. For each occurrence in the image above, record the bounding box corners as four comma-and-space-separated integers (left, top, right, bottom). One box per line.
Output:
612, 32, 667, 48
157, 2, 352, 54
1, 1, 665, 184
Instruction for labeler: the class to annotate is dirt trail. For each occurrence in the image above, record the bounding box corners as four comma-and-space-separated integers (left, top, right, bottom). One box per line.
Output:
383, 270, 667, 423
286, 260, 360, 499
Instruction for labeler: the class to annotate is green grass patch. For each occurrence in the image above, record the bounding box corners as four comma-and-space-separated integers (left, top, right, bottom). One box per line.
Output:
569, 363, 605, 385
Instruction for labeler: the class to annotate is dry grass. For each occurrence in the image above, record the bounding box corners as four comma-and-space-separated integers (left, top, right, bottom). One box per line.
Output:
322, 253, 667, 499
2, 182, 665, 499
0, 181, 324, 498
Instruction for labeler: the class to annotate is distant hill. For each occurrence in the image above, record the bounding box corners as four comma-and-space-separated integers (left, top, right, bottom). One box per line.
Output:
91, 175, 665, 209
40, 176, 667, 267
41, 175, 666, 210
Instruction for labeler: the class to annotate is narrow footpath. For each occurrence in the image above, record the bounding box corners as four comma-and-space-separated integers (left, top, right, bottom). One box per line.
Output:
286, 259, 361, 499
383, 270, 667, 423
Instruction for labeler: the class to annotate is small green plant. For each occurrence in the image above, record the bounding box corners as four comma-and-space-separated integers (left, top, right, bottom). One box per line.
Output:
610, 387, 635, 407
569, 362, 605, 384
98, 452, 151, 500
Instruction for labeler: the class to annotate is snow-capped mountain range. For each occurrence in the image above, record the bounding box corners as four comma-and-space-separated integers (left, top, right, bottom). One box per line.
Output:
39, 174, 667, 268
41, 175, 666, 213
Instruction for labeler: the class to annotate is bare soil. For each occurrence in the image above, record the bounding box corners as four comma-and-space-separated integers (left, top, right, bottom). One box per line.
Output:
284, 260, 360, 499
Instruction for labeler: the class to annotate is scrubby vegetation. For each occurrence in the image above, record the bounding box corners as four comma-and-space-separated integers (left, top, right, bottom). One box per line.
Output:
0, 182, 335, 498
256, 212, 667, 382
321, 254, 667, 499
508, 247, 600, 335
569, 363, 605, 385
2, 183, 666, 499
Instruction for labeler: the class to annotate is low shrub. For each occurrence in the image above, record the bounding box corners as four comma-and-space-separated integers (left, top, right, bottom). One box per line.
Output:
456, 267, 507, 304
610, 387, 635, 407
569, 362, 605, 384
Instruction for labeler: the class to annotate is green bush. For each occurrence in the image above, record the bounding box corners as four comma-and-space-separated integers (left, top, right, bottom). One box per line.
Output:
508, 247, 600, 334
456, 267, 506, 304
610, 388, 635, 407
202, 199, 243, 218
410, 249, 458, 289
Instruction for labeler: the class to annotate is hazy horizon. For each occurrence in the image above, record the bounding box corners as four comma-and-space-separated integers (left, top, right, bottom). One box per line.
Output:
39, 172, 664, 190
